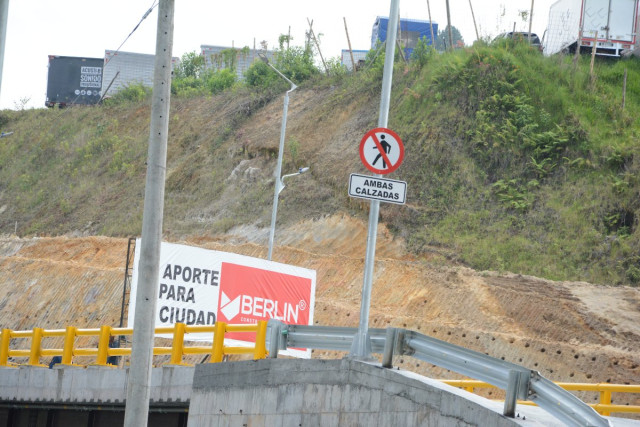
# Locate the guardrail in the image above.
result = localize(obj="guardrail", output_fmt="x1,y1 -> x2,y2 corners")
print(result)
0,321 -> 268,367
265,321 -> 614,427
441,380 -> 640,417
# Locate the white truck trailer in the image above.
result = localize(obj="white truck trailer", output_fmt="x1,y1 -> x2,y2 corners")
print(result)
545,0 -> 639,57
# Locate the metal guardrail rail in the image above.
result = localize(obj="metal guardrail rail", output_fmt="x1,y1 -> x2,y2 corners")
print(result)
266,321 -> 613,427
441,380 -> 640,417
0,321 -> 268,367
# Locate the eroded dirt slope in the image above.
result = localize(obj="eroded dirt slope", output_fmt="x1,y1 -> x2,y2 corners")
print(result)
0,216 -> 639,408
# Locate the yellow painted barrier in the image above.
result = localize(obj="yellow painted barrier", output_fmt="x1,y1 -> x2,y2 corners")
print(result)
0,321 -> 269,369
440,379 -> 640,416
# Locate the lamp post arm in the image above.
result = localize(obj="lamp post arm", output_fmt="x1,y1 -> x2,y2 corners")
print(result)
266,62 -> 297,91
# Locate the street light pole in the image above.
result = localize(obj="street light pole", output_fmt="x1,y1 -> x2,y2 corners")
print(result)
261,56 -> 298,261
0,0 -> 9,101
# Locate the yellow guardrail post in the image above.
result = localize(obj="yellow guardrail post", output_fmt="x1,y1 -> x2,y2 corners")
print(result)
211,322 -> 226,363
253,320 -> 268,359
599,389 -> 612,416
169,323 -> 186,365
28,328 -> 45,367
0,329 -> 11,366
61,326 -> 77,365
95,326 -> 112,366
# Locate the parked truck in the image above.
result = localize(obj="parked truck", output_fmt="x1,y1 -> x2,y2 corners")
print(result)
545,0 -> 640,57
371,17 -> 438,57
45,56 -> 103,107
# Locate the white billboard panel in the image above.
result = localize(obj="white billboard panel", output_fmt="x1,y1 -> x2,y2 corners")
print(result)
128,239 -> 316,358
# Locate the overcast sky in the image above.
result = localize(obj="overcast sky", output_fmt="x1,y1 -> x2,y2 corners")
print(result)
0,0 -> 555,110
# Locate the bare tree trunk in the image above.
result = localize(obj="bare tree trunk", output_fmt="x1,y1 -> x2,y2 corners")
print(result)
468,0 -> 480,42
426,0 -> 435,47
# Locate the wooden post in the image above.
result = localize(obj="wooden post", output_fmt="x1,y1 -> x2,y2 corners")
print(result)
426,0 -> 435,47
468,0 -> 480,42
343,17 -> 357,72
396,13 -> 408,63
573,29 -> 582,68
590,30 -> 598,83
307,18 -> 329,75
622,68 -> 627,109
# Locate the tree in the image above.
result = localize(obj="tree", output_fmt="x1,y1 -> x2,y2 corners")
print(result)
435,25 -> 464,51
175,51 -> 205,79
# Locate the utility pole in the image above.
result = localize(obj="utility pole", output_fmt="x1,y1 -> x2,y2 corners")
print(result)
0,0 -> 9,101
123,1 -> 174,426
446,0 -> 453,51
528,0 -> 535,44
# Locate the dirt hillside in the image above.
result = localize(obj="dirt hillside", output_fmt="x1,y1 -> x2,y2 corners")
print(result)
0,215 -> 638,409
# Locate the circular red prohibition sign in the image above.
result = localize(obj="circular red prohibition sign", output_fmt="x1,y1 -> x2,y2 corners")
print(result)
359,127 -> 404,175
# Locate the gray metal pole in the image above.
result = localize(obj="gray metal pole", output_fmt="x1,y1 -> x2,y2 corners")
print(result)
267,69 -> 296,261
350,0 -> 399,359
123,1 -> 174,426
0,0 -> 9,101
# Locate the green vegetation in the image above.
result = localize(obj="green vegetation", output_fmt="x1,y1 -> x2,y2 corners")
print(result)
1,39 -> 640,287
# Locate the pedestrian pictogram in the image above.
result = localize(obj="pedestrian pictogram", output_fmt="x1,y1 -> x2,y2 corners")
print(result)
359,128 -> 404,174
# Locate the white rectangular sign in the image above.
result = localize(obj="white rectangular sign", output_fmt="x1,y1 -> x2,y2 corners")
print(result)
128,239 -> 316,358
348,173 -> 406,204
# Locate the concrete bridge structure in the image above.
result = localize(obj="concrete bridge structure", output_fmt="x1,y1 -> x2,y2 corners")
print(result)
2,358 -> 638,427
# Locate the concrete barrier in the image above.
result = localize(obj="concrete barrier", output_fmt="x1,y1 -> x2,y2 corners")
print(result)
188,358 -> 563,426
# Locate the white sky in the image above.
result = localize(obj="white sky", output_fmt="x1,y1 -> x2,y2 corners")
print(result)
0,0 -> 555,110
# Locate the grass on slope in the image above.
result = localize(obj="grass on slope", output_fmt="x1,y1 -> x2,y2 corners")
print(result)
1,41 -> 640,286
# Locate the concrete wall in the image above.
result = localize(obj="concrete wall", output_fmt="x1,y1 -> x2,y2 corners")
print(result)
200,45 -> 275,81
0,365 -> 193,407
188,358 -> 525,427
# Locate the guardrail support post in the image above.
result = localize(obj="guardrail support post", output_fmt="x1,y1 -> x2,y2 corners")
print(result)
211,322 -> 226,363
169,323 -> 186,365
0,329 -> 11,366
266,320 -> 284,359
382,327 -> 398,368
28,328 -> 44,366
95,326 -> 112,366
61,326 -> 76,365
504,370 -> 521,417
254,321 -> 268,359
599,390 -> 612,416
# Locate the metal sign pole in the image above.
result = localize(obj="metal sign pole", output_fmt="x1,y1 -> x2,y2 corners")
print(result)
350,0 -> 399,359
123,1 -> 174,426
0,0 -> 9,101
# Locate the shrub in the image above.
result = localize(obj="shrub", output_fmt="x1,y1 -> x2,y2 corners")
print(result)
103,83 -> 150,104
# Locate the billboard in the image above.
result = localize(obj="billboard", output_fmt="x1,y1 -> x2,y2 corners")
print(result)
46,56 -> 103,107
128,239 -> 316,358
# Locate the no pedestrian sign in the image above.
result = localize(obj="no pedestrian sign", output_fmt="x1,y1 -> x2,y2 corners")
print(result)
349,173 -> 406,205
359,127 -> 404,174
